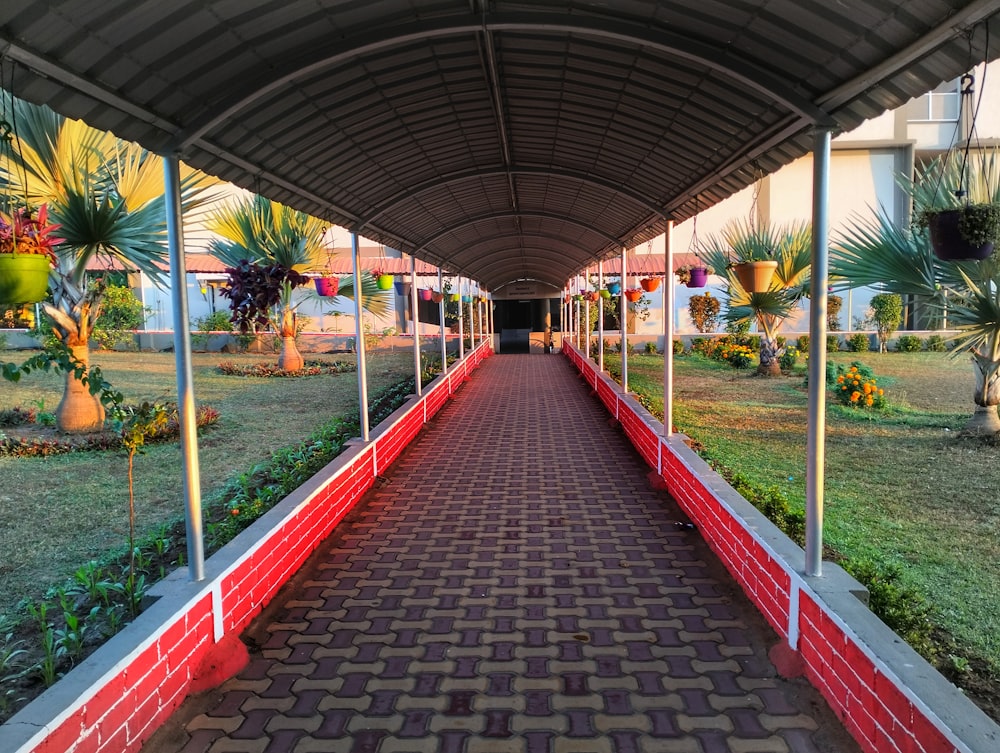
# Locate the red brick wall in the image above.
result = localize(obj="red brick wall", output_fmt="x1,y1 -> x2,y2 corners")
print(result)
8,344 -> 492,753
563,344 -> 973,753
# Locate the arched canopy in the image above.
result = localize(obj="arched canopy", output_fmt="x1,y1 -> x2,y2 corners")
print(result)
2,1 -> 998,289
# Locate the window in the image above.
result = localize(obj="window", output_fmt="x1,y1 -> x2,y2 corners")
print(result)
906,79 -> 960,122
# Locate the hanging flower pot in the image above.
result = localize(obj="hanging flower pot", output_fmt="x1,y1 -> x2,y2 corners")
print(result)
686,267 -> 709,288
607,281 -> 621,295
0,254 -> 51,305
640,276 -> 661,292
431,291 -> 445,303
926,208 -> 997,261
394,280 -> 406,294
599,289 -> 611,299
419,287 -> 433,301
314,276 -> 339,297
376,273 -> 394,290
733,260 -> 778,293
450,292 -> 461,302
462,294 -> 473,303
624,288 -> 643,303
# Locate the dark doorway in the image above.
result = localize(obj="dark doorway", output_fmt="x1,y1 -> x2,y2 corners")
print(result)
495,298 -> 560,353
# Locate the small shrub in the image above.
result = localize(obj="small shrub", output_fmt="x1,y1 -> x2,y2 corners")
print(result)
831,363 -> 886,410
827,334 -> 841,352
672,339 -> 684,355
779,347 -> 800,371
896,334 -> 923,352
644,341 -> 658,354
847,332 -> 870,352
91,284 -> 149,351
827,294 -> 843,331
925,334 -> 947,352
719,343 -> 754,369
796,334 -> 810,352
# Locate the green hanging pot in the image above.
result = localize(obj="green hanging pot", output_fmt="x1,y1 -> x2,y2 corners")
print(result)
0,254 -> 51,305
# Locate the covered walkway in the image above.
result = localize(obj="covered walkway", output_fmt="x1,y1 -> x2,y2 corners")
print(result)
144,354 -> 859,753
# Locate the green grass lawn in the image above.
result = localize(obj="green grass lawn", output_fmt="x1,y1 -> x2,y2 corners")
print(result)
619,350 -> 1000,685
0,348 -> 416,618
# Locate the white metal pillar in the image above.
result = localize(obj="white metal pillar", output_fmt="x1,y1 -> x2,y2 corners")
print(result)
621,246 -> 629,393
806,128 -> 833,577
351,232 -> 370,442
584,267 -> 591,360
438,268 -> 447,373
458,276 -> 465,359
163,154 -> 204,582
598,261 -> 605,372
410,256 -> 422,396
467,291 -> 475,350
664,220 -> 674,436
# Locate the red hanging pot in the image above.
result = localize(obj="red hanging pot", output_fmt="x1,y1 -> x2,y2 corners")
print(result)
419,287 -> 433,301
314,276 -> 339,296
640,277 -> 661,292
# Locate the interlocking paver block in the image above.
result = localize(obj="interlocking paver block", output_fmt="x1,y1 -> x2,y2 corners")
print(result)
141,356 -> 861,753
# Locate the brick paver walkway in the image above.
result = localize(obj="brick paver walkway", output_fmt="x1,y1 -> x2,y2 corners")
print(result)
144,354 -> 860,753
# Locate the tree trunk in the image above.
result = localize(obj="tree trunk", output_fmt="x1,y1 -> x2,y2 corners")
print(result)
277,308 -> 303,371
963,354 -> 1000,435
56,345 -> 106,433
757,334 -> 782,377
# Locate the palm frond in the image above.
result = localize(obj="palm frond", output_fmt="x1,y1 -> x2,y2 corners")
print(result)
338,273 -> 392,318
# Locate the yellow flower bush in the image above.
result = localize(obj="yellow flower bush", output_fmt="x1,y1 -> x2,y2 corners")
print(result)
833,364 -> 887,409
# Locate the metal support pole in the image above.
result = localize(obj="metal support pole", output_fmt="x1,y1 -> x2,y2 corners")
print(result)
163,154 -> 204,582
806,128 -> 833,577
598,261 -> 605,371
584,267 -> 591,361
664,220 -> 674,437
621,246 -> 629,393
458,276 -> 465,359
351,233 -> 370,442
411,256 -> 422,396
438,267 -> 447,373
467,293 -> 475,350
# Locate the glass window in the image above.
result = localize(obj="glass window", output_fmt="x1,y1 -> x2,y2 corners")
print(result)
906,79 -> 960,122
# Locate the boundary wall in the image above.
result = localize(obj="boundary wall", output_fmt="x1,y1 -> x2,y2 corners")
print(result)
562,342 -> 999,753
0,344 -> 492,753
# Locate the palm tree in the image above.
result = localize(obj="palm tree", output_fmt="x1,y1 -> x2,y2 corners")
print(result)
207,194 -> 390,370
0,95 -> 221,432
832,208 -> 1000,435
699,220 -> 813,375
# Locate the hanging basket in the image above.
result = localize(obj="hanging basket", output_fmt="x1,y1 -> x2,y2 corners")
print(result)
431,291 -> 445,303
419,287 -> 433,301
0,254 -> 51,305
450,292 -> 461,302
640,276 -> 661,292
599,289 -> 611,299
624,289 -> 643,303
733,260 -> 778,293
927,209 -> 996,261
314,276 -> 339,297
607,281 -> 621,295
393,280 -> 406,294
462,294 -> 473,303
686,267 -> 709,288
376,274 -> 394,290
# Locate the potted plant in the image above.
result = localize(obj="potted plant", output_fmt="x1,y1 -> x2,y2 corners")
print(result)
606,280 -> 621,296
674,264 -> 708,288
0,205 -> 59,305
450,292 -> 461,302
640,275 -> 661,292
599,288 -> 611,299
624,287 -> 643,302
314,275 -> 339,296
698,219 -> 781,293
903,142 -> 1000,262
431,290 -> 445,303
419,287 -> 433,301
371,270 -> 394,290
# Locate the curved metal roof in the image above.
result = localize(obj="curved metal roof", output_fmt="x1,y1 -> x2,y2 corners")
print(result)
2,1 -> 999,291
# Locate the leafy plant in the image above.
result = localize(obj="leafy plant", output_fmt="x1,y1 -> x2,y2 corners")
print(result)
827,334 -> 841,352
896,334 -> 923,352
827,294 -> 843,331
779,347 -> 800,371
644,341 -> 658,354
847,332 -> 870,352
925,334 -> 948,352
830,363 -> 887,410
90,284 -> 149,351
688,292 -> 720,333
869,293 -> 903,353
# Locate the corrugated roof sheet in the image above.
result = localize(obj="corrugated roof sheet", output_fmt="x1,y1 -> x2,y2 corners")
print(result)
4,1 -> 998,291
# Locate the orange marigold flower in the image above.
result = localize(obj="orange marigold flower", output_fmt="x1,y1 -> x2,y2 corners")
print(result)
850,391 -> 861,402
